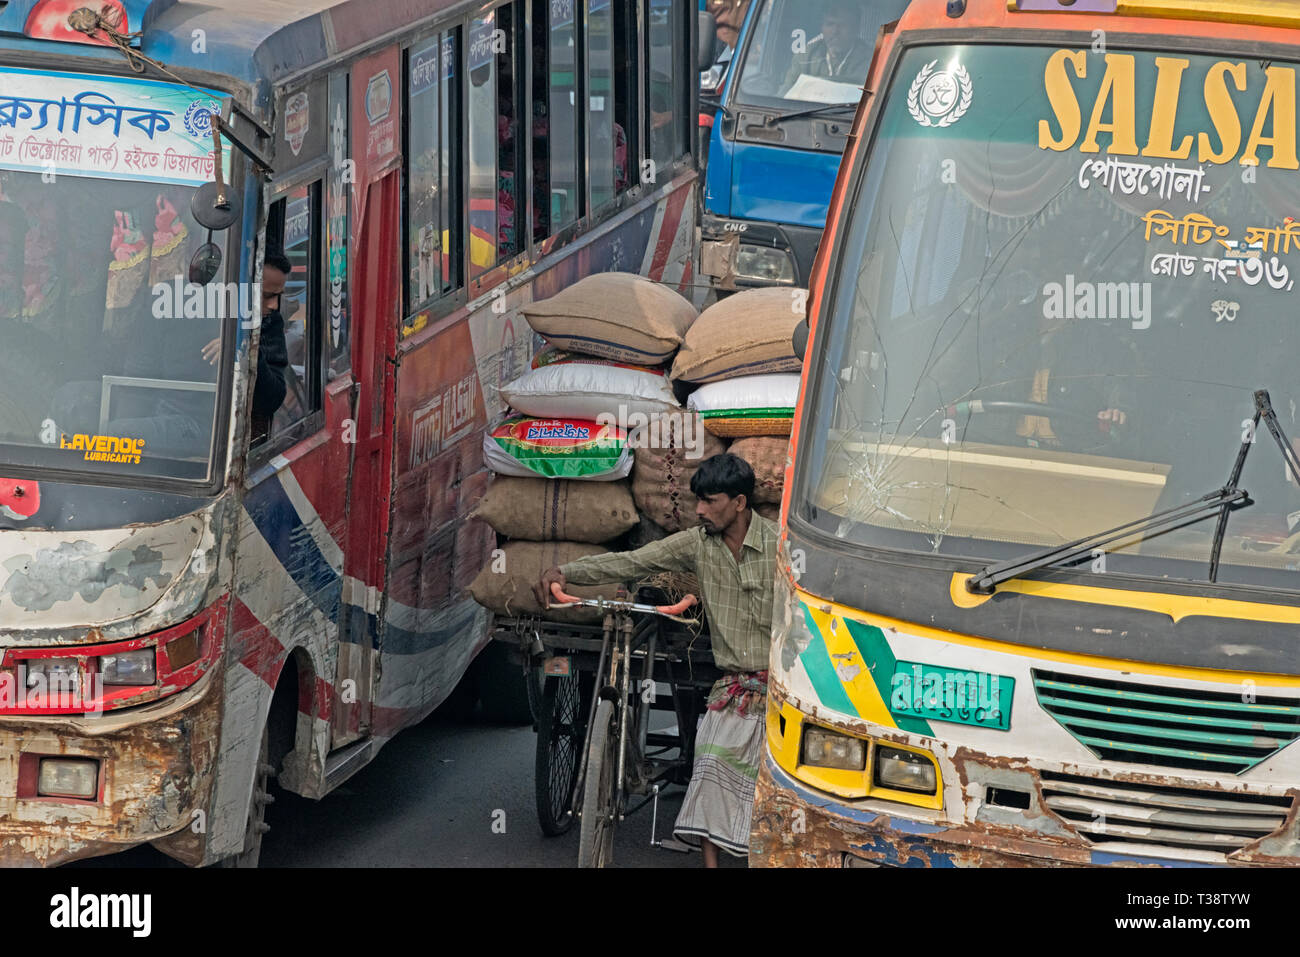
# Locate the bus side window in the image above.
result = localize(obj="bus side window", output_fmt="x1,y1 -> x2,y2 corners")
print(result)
532,0 -> 581,241
468,3 -> 526,279
611,0 -> 640,195
259,183 -> 324,446
406,27 -> 463,312
646,0 -> 682,174
587,0 -> 617,210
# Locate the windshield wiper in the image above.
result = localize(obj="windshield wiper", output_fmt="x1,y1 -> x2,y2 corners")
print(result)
763,102 -> 857,125
1211,389 -> 1300,580
964,487 -> 1250,595
966,389 -> 1300,594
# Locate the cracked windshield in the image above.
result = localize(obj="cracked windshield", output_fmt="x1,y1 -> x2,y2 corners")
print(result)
800,43 -> 1300,588
0,171 -> 223,483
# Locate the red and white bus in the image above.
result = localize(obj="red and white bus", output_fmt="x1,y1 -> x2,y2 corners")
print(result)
0,0 -> 700,866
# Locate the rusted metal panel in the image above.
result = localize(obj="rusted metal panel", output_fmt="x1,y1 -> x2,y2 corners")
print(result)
0,669 -> 222,868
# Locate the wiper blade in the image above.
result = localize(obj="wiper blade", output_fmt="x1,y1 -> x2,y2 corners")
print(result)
764,102 -> 857,125
965,487 -> 1250,595
967,388 -> 1300,594
1209,389 -> 1300,580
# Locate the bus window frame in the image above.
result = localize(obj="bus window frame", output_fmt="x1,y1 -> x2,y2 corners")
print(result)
0,66 -> 246,498
585,0 -> 617,214
643,0 -> 697,186
248,174 -> 328,468
402,25 -> 466,323
406,0 -> 698,308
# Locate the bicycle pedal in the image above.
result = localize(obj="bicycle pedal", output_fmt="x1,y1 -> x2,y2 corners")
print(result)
657,837 -> 695,854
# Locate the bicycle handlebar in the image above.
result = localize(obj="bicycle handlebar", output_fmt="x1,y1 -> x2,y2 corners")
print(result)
549,581 -> 698,619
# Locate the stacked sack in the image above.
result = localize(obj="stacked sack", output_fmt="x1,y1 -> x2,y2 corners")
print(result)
671,287 -> 804,524
470,273 -> 697,621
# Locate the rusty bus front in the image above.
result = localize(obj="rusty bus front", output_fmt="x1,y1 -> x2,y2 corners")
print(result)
753,0 -> 1300,868
0,57 -> 246,862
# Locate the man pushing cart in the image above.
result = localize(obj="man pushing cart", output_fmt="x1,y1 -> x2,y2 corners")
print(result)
537,453 -> 777,867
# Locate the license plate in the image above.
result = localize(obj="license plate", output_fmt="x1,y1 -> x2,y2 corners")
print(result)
543,656 -> 571,677
889,660 -> 1014,731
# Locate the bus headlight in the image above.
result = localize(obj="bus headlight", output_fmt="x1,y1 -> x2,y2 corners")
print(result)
99,650 -> 157,686
38,758 -> 98,799
735,244 -> 796,284
802,725 -> 867,770
24,658 -> 78,689
875,746 -> 938,794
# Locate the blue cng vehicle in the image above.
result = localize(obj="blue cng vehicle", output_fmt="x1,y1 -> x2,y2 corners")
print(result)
700,0 -> 910,290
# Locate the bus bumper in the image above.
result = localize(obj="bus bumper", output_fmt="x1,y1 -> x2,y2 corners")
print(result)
0,669 -> 221,867
750,753 -> 1219,869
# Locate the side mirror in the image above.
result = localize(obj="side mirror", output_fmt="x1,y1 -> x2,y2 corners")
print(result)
188,241 -> 223,285
698,11 -> 718,73
191,181 -> 240,231
792,319 -> 809,361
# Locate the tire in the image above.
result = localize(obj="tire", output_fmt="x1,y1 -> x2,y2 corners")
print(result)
534,672 -> 587,837
525,664 -> 546,727
435,662 -> 480,723
578,698 -> 618,868
476,640 -> 535,724
216,724 -> 272,868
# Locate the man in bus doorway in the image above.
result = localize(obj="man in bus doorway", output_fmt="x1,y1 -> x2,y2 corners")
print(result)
203,248 -> 290,444
536,453 -> 777,866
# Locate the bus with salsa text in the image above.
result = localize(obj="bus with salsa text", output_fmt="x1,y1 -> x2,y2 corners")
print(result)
753,0 -> 1300,867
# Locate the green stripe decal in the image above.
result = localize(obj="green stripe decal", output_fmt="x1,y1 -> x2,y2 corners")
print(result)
798,605 -> 859,718
843,617 -> 933,736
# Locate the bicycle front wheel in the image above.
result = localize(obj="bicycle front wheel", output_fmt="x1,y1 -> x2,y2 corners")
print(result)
578,698 -> 618,868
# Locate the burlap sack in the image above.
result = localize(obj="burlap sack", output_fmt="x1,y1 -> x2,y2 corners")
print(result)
631,422 -> 728,532
471,477 -> 637,543
729,435 -> 789,505
522,272 -> 697,365
468,541 -> 620,624
671,287 -> 804,383
754,502 -> 781,523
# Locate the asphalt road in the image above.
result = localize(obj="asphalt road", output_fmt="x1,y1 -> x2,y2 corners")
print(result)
70,709 -> 742,869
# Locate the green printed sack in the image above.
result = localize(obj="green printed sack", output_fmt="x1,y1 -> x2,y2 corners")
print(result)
483,416 -> 633,481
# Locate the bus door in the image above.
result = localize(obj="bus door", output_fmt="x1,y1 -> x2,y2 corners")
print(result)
335,49 -> 403,748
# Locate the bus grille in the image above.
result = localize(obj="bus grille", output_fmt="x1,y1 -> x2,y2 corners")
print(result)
1039,770 -> 1294,853
1031,669 -> 1300,774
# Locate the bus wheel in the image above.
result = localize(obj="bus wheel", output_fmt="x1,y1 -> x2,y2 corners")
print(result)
217,724 -> 273,868
476,641 -> 535,725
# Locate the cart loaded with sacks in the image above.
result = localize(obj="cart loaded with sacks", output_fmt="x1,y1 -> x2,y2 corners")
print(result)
492,577 -> 720,867
468,274 -> 806,864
